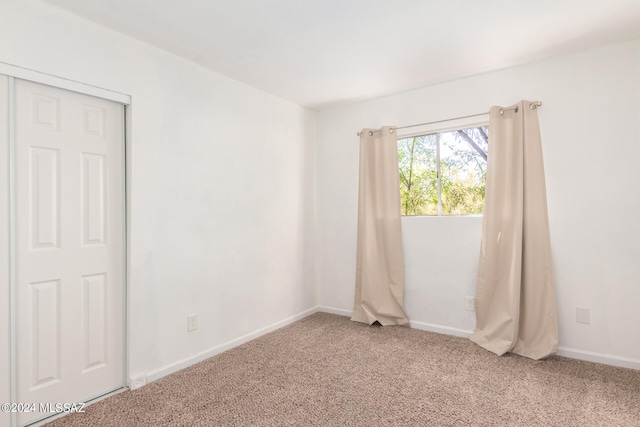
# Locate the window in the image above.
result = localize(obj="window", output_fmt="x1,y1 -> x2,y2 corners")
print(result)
398,125 -> 488,216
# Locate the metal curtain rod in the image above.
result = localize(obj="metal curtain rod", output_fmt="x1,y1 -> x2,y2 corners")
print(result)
356,101 -> 543,136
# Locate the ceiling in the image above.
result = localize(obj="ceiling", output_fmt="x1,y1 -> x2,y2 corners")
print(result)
42,0 -> 640,111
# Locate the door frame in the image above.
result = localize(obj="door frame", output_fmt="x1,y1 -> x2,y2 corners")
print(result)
0,62 -> 131,427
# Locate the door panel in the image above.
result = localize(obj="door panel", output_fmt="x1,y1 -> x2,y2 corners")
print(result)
14,79 -> 124,426
29,146 -> 61,250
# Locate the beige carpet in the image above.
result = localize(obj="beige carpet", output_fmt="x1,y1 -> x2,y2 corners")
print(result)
47,313 -> 640,426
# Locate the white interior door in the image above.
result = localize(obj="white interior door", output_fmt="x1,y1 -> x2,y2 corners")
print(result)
13,79 -> 125,426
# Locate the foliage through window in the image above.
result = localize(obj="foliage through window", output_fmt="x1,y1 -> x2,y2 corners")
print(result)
398,126 -> 488,216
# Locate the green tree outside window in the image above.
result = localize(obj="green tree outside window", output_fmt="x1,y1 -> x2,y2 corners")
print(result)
398,126 -> 488,216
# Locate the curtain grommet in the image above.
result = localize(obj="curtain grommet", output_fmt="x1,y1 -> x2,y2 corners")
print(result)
389,128 -> 394,134
368,131 -> 373,136
529,103 -> 537,110
499,109 -> 504,115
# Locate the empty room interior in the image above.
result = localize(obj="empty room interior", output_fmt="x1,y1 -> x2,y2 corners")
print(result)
0,0 -> 639,426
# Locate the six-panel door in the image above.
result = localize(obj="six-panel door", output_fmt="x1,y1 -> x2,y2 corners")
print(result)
14,79 -> 124,426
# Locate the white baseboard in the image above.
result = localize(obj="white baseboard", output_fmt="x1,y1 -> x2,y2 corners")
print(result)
132,306 -> 639,388
317,306 -> 474,338
137,306 -> 320,386
409,320 -> 473,338
557,347 -> 640,371
316,306 -> 639,370
317,306 -> 352,317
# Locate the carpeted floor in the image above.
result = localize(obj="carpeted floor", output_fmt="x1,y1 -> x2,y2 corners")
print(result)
47,313 -> 640,426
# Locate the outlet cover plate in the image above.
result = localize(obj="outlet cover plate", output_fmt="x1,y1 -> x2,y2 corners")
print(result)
576,307 -> 590,324
465,296 -> 476,311
187,313 -> 198,332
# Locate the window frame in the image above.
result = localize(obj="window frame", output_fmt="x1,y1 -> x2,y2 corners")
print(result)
397,119 -> 489,217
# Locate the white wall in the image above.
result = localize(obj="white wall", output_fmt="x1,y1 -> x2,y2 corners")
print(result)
317,39 -> 640,365
0,0 -> 317,386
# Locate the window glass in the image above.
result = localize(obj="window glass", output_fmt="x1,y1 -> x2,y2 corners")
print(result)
398,126 -> 488,216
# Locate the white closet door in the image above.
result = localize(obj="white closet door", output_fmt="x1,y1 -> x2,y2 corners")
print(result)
14,79 -> 124,426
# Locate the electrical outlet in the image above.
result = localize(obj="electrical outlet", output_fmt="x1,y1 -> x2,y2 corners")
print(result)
129,374 -> 147,390
576,307 -> 590,324
187,313 -> 198,332
465,296 -> 476,311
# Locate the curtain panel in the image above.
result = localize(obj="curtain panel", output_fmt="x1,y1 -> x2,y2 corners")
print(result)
352,127 -> 409,326
470,101 -> 558,360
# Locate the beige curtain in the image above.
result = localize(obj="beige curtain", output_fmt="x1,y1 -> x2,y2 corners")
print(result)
351,127 -> 409,326
470,101 -> 558,360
